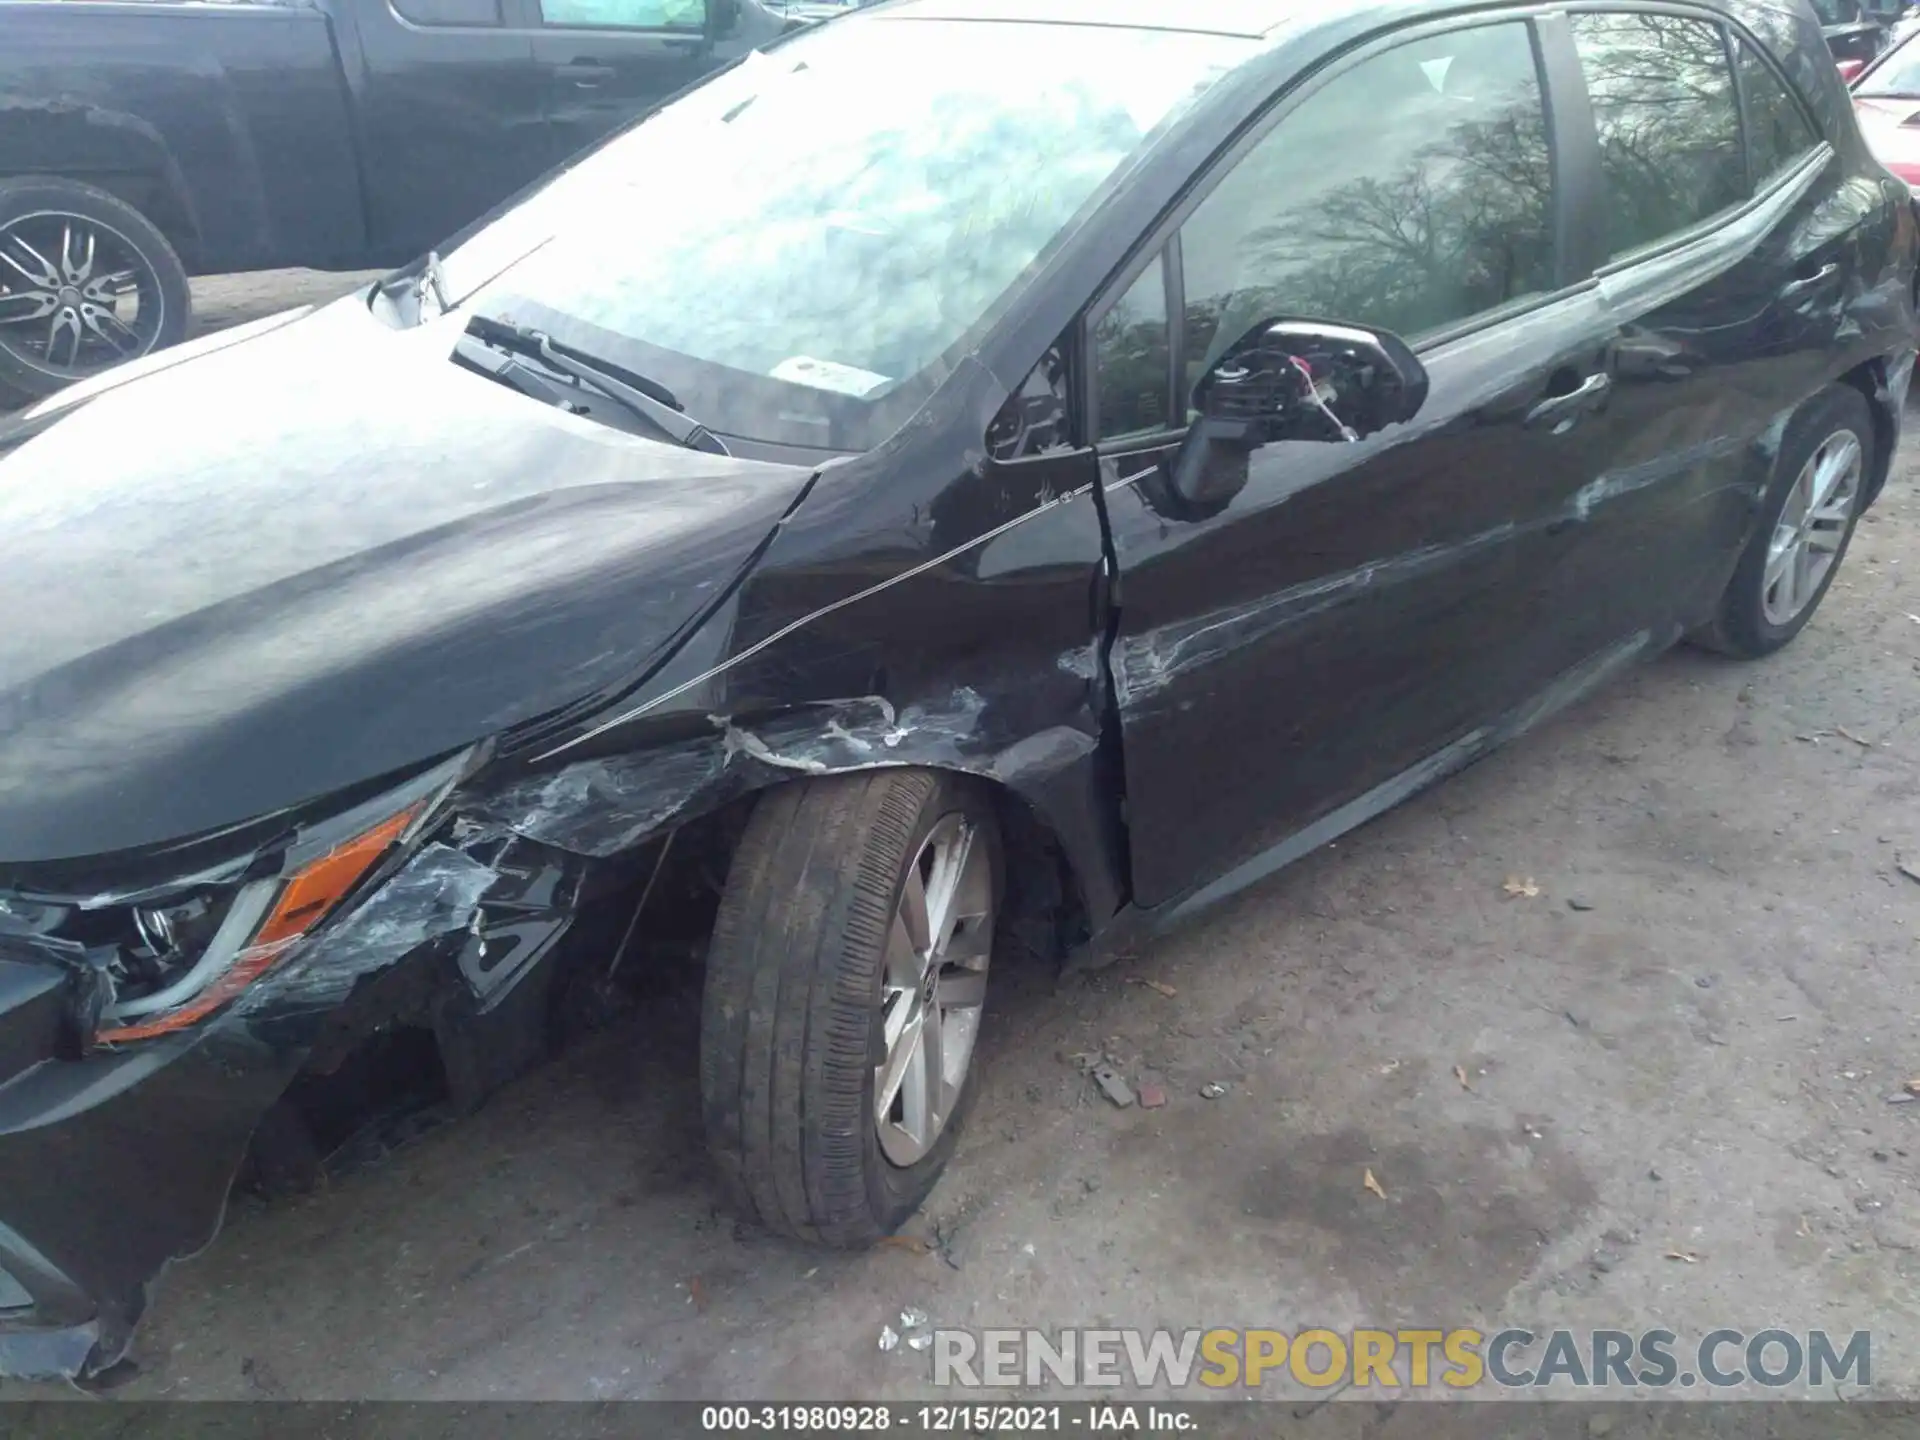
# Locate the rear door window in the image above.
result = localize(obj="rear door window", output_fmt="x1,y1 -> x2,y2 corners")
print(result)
1570,12 -> 1745,261
393,0 -> 503,24
537,0 -> 704,28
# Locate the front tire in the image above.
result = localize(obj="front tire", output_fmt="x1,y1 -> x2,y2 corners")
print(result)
701,770 -> 1000,1245
0,176 -> 192,406
1692,385 -> 1873,659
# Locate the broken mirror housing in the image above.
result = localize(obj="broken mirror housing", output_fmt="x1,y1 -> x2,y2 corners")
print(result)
1171,317 -> 1430,509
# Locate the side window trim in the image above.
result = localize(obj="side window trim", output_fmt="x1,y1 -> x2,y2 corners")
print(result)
1729,21 -> 1758,197
1590,137 -> 1831,280
1163,231 -> 1188,430
1594,139 -> 1830,301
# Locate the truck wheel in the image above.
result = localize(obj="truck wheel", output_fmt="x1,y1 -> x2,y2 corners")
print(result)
702,770 -> 1000,1245
1690,385 -> 1872,659
0,176 -> 191,407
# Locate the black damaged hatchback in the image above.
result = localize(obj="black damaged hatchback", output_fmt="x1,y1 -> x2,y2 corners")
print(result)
0,0 -> 1913,1381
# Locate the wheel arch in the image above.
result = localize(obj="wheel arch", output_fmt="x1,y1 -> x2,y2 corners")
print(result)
0,104 -> 203,267
1835,354 -> 1901,509
458,701 -> 1130,969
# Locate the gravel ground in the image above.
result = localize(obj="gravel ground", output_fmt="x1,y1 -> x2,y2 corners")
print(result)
7,269 -> 1920,1409
190,268 -> 387,336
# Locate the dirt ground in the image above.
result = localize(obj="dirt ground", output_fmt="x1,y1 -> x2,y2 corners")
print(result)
12,269 -> 1920,1405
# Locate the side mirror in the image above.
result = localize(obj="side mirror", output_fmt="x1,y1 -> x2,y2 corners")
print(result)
1169,318 -> 1429,509
1838,57 -> 1868,83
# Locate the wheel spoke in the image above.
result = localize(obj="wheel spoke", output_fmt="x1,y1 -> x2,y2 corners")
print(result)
0,236 -> 58,289
884,909 -> 922,993
1764,530 -> 1797,588
81,305 -> 137,356
1807,499 -> 1854,528
1805,525 -> 1845,554
874,1004 -> 924,1121
1766,536 -> 1801,617
1790,545 -> 1816,615
895,1020 -> 933,1145
916,987 -> 945,1132
1783,468 -> 1812,529
59,222 -> 95,286
46,307 -> 83,369
946,848 -> 993,956
880,982 -> 915,1051
0,288 -> 57,324
921,824 -> 973,956
82,268 -> 137,303
897,864 -> 931,958
1806,444 -> 1838,513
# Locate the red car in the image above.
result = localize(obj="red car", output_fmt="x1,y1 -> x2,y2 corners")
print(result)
1851,24 -> 1920,185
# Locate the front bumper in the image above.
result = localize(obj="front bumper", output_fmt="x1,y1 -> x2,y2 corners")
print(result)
0,822 -> 589,1380
0,961 -> 304,1380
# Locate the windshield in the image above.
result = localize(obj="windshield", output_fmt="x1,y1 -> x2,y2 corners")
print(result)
1859,34 -> 1920,94
450,17 -> 1246,450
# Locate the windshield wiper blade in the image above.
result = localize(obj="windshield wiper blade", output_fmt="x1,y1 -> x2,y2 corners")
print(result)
466,316 -> 729,455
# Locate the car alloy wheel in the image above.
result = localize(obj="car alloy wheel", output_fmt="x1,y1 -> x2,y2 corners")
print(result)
702,769 -> 1001,1244
0,212 -> 168,382
873,812 -> 994,1167
1760,429 -> 1862,627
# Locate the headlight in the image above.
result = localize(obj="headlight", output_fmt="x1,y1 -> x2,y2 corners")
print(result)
94,804 -> 422,1043
0,751 -> 477,1047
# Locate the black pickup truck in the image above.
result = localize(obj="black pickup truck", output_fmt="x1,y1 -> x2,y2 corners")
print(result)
0,0 -> 809,403
1818,0 -> 1906,64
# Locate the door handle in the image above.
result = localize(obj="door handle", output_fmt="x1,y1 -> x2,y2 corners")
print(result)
1525,372 -> 1611,432
553,61 -> 616,88
1780,262 -> 1839,298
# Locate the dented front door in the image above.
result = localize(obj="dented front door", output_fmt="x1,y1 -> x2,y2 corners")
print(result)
1088,15 -> 1628,910
1098,290 -> 1625,911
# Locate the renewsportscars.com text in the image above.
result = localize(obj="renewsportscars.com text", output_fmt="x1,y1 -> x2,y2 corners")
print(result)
930,1327 -> 1871,1391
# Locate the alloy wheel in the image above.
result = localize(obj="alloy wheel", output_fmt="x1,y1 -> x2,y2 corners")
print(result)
875,813 -> 994,1167
1761,429 -> 1862,628
0,212 -> 165,382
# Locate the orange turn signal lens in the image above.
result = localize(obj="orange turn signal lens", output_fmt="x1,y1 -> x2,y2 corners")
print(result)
95,805 -> 419,1044
249,806 -> 418,951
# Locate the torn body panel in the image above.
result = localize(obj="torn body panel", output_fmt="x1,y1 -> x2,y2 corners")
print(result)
518,352 -> 1131,930
0,409 -> 1122,1383
1072,625 -> 1675,975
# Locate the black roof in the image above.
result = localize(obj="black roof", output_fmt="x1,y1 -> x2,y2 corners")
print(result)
873,0 -> 1298,38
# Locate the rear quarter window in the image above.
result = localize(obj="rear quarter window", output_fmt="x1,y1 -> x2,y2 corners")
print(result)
1737,39 -> 1821,188
1570,11 -> 1745,260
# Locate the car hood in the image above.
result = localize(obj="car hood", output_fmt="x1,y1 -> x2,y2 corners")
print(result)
0,298 -> 814,864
